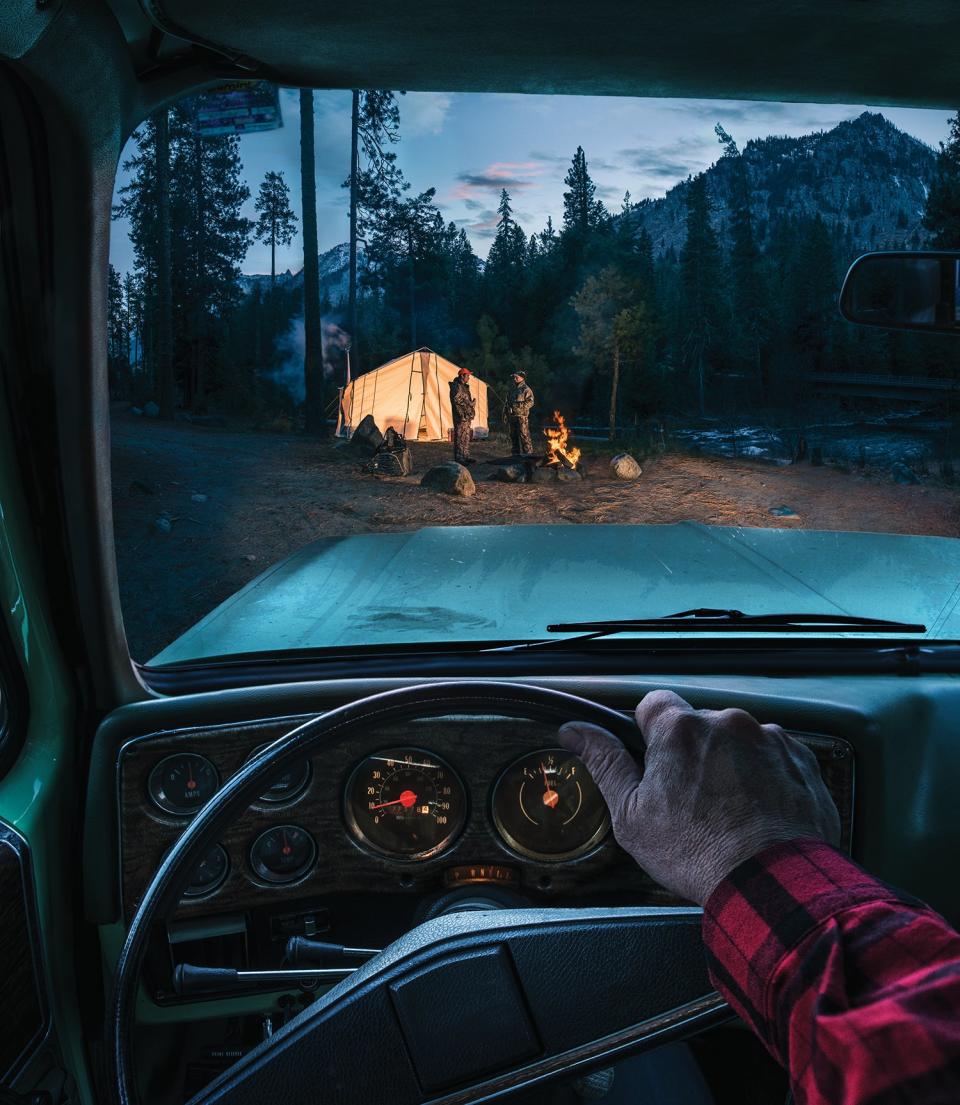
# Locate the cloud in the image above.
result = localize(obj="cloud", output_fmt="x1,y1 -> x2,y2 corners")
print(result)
463,198 -> 484,211
465,209 -> 501,238
402,92 -> 454,136
452,160 -> 547,203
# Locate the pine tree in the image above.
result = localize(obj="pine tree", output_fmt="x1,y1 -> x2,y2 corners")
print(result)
923,111 -> 960,247
679,173 -> 722,414
115,101 -> 251,413
254,170 -> 298,291
345,90 -> 403,369
563,146 -> 606,236
716,124 -> 767,390
483,190 -> 527,335
300,89 -> 325,435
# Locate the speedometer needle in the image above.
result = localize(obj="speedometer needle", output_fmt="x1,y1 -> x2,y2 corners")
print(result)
370,789 -> 418,810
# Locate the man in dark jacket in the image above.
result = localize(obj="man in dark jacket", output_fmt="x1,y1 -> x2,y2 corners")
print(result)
505,369 -> 535,456
449,366 -> 476,465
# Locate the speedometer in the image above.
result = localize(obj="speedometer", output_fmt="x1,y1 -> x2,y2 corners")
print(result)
491,748 -> 610,861
344,748 -> 467,860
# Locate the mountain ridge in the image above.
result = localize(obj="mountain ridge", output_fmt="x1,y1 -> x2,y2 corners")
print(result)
623,111 -> 937,256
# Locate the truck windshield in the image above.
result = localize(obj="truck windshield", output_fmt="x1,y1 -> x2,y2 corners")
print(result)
107,90 -> 960,663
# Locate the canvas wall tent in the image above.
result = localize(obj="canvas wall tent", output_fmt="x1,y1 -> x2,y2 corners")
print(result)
336,348 -> 489,441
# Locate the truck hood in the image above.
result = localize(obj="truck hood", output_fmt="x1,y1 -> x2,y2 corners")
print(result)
150,523 -> 960,663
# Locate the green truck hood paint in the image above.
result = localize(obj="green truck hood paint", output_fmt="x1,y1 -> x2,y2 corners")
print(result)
150,523 -> 960,663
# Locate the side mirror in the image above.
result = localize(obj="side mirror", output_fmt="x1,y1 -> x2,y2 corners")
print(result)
839,251 -> 960,335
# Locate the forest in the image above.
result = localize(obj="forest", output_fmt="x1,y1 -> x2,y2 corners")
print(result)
108,90 -> 960,438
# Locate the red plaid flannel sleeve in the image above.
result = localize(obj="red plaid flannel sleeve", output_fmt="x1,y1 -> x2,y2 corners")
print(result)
702,838 -> 960,1104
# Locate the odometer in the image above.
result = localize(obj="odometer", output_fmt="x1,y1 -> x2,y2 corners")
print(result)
345,748 -> 467,860
491,748 -> 610,861
147,753 -> 219,816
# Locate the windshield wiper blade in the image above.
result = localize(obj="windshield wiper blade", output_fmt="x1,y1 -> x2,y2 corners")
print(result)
481,608 -> 927,651
545,608 -> 926,637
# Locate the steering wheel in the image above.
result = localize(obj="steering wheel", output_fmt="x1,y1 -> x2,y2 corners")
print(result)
110,682 -> 729,1105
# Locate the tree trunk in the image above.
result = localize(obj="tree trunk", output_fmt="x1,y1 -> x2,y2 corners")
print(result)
156,109 -> 175,419
349,89 -> 360,374
609,337 -> 620,441
408,226 -> 417,349
697,347 -> 705,416
300,89 -> 325,435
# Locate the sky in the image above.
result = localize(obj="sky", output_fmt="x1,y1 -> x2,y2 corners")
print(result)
109,90 -> 955,276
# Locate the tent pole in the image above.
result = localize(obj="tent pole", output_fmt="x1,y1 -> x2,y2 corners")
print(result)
401,350 -> 415,439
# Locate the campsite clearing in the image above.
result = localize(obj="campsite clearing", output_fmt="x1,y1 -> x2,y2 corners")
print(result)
111,407 -> 960,659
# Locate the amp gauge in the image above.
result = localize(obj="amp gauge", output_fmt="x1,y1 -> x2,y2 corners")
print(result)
147,753 -> 219,816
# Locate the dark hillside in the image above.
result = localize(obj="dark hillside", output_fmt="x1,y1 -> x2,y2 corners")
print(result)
625,112 -> 936,257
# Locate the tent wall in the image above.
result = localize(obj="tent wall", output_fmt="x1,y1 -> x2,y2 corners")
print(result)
337,349 -> 489,441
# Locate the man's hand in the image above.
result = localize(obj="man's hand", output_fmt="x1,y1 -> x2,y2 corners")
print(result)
558,690 -> 841,905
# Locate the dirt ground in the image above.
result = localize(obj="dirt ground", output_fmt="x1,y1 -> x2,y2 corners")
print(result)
111,408 -> 960,660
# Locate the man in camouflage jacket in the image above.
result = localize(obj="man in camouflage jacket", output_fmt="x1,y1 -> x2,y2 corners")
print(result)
505,370 -> 535,456
449,367 -> 476,465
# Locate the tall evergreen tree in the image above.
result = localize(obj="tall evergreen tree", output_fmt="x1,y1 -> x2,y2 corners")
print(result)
115,101 -> 250,412
300,88 -> 325,435
562,146 -> 606,236
484,190 -> 527,334
254,170 -> 298,290
923,111 -> 960,247
716,124 -> 767,389
679,173 -> 722,414
345,90 -> 403,369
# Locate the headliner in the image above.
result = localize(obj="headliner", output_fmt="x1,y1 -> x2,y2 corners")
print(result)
123,0 -> 960,109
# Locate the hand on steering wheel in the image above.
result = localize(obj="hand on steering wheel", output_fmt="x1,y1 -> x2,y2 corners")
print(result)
559,690 -> 840,904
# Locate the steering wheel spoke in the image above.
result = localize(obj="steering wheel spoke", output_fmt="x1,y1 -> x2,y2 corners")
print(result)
195,906 -> 725,1104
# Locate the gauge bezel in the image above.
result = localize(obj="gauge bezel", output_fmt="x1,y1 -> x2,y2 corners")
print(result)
146,752 -> 220,817
246,743 -> 312,806
180,843 -> 230,901
343,747 -> 468,862
248,824 -> 317,886
490,747 -> 612,863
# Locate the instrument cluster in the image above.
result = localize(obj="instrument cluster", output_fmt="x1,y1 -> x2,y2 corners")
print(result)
144,744 -> 611,897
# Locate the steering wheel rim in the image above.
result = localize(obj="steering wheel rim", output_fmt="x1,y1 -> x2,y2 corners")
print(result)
108,681 -> 674,1105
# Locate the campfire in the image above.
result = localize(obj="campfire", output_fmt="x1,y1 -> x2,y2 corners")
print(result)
543,411 -> 582,469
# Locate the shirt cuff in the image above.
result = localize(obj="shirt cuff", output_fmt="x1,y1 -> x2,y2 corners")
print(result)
701,838 -> 922,1046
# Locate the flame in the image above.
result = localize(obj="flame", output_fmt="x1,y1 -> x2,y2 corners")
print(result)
543,410 -> 581,467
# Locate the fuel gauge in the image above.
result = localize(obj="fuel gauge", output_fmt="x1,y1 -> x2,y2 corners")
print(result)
491,748 -> 610,861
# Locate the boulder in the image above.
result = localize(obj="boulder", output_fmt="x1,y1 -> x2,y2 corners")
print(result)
348,414 -> 384,456
610,453 -> 642,480
557,466 -> 583,482
529,466 -> 558,484
420,462 -> 476,497
143,401 -> 160,418
153,515 -> 172,535
190,493 -> 208,503
489,462 -> 527,483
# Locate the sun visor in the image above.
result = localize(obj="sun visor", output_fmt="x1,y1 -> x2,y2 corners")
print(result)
138,0 -> 960,107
